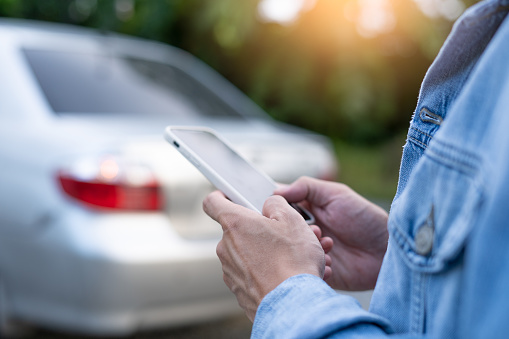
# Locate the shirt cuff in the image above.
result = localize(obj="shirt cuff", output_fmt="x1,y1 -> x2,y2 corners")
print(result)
252,274 -> 393,338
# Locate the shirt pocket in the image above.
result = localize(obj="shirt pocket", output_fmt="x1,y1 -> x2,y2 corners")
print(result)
388,138 -> 484,273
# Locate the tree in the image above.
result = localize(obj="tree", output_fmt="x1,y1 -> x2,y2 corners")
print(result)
0,0 -> 474,143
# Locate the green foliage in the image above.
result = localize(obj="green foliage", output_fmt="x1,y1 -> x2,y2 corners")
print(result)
334,133 -> 406,200
0,0 -> 475,144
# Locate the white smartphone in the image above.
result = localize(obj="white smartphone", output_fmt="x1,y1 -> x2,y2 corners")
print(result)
164,126 -> 315,224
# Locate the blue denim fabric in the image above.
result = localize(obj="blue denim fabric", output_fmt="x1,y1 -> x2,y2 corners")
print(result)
252,0 -> 509,337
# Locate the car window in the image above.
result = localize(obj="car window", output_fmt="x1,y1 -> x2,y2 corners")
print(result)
23,48 -> 245,119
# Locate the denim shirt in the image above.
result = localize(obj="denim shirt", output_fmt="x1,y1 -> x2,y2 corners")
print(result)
252,0 -> 509,337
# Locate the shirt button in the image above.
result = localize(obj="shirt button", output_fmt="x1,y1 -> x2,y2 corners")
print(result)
415,224 -> 434,256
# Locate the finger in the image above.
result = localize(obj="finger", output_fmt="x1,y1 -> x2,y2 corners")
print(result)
203,190 -> 257,230
320,237 -> 334,254
310,225 -> 322,239
273,176 -> 313,202
324,254 -> 332,281
274,176 -> 330,206
222,272 -> 234,291
203,191 -> 233,223
216,239 -> 227,264
262,195 -> 302,224
323,266 -> 332,281
325,253 -> 332,267
275,182 -> 289,190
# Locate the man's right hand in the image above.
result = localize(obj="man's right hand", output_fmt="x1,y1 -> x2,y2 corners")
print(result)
275,177 -> 389,291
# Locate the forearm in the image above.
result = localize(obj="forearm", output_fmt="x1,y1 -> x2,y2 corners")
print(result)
252,274 -> 393,338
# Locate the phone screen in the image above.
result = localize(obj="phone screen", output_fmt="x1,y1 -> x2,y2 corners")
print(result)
171,129 -> 276,212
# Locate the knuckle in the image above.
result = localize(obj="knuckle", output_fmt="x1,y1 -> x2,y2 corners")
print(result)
299,175 -> 312,182
297,175 -> 313,186
202,194 -> 216,216
202,195 -> 210,210
222,272 -> 231,288
217,211 -> 239,230
216,240 -> 226,259
265,194 -> 284,207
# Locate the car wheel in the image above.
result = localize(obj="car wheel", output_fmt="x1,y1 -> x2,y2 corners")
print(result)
0,278 -> 33,338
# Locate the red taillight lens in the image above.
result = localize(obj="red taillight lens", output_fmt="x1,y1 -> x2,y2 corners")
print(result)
59,176 -> 161,210
58,156 -> 163,211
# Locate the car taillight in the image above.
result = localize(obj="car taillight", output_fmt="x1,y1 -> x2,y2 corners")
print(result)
58,156 -> 163,211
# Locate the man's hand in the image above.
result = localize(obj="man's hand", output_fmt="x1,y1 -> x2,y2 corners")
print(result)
275,177 -> 389,291
203,191 -> 326,321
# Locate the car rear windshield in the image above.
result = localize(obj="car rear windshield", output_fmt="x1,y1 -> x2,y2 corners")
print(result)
23,48 -> 244,119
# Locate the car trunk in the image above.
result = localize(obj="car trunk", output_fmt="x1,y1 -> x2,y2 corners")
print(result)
121,135 -> 334,239
54,117 -> 336,239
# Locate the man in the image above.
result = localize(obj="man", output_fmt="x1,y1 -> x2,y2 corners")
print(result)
203,0 -> 509,337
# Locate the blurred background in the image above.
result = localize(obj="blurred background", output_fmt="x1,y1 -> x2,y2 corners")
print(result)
0,0 -> 479,200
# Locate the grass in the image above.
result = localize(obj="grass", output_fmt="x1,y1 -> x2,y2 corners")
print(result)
332,133 -> 406,202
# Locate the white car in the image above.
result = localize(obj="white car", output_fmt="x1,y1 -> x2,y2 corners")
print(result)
0,19 -> 337,336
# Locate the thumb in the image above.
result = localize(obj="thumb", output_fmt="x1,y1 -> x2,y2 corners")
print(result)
274,176 -> 323,204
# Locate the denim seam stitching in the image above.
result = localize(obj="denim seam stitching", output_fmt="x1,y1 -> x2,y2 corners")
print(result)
425,141 -> 482,177
390,164 -> 483,273
408,136 -> 428,150
410,127 -> 434,140
432,139 -> 481,164
424,152 -> 477,178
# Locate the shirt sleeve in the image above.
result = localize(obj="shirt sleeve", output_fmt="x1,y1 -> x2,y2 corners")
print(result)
252,274 -> 394,338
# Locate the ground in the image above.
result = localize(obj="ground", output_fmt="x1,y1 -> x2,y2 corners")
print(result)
27,291 -> 372,339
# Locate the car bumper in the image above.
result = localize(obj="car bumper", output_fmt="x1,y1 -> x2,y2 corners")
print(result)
2,211 -> 239,335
